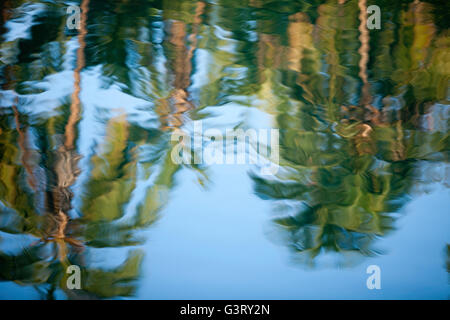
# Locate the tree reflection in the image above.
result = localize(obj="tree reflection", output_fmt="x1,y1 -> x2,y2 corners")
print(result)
0,0 -> 448,296
251,0 -> 448,267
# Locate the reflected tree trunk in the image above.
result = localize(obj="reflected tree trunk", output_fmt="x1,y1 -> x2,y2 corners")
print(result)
158,1 -> 204,131
43,0 -> 90,260
12,97 -> 36,190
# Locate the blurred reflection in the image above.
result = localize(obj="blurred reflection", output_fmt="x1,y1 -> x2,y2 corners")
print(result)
0,0 -> 448,297
0,0 -> 210,299
0,0 -> 147,299
251,0 -> 448,267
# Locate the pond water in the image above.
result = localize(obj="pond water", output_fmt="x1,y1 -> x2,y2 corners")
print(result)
0,0 -> 449,299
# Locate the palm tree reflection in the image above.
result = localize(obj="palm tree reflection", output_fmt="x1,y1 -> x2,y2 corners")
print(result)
0,0 -> 209,299
251,0 -> 448,267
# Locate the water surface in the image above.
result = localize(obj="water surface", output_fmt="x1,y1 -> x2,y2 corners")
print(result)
0,0 -> 449,299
